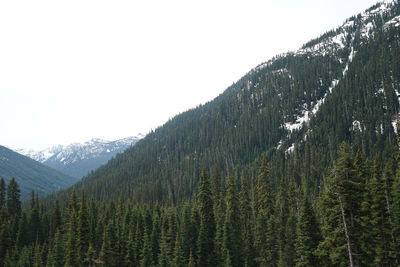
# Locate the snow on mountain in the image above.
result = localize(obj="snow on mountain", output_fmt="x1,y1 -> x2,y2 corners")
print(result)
14,134 -> 144,178
257,0 -> 400,152
13,145 -> 63,163
285,0 -> 399,132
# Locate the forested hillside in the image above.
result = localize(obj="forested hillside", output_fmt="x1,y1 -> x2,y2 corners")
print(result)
0,0 -> 400,266
47,0 -> 400,204
0,146 -> 77,199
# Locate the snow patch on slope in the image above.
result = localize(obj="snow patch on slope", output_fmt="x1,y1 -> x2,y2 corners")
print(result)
384,14 -> 400,28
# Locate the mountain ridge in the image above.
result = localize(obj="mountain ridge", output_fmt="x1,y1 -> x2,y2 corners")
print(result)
0,145 -> 77,199
12,134 -> 144,178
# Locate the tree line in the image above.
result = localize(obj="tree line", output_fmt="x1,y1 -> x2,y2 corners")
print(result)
0,141 -> 399,266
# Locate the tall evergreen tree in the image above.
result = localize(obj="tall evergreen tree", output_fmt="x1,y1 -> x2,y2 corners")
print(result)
140,227 -> 153,267
15,212 -> 28,249
33,243 -> 43,267
197,168 -> 216,267
0,178 -> 5,208
158,228 -> 171,267
188,249 -> 195,267
295,195 -> 321,267
6,178 -> 21,217
78,189 -> 90,266
51,229 -> 65,267
50,200 -> 62,243
100,223 -> 117,267
0,221 -> 11,267
316,143 -> 363,267
29,192 -> 40,244
222,173 -> 243,267
64,210 -> 79,267
239,176 -> 256,267
392,152 -> 400,262
276,177 -> 289,267
254,157 -> 276,266
173,233 -> 185,267
211,165 -> 224,266
368,158 -> 393,266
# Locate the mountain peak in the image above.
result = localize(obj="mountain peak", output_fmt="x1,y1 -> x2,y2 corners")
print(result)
12,134 -> 144,178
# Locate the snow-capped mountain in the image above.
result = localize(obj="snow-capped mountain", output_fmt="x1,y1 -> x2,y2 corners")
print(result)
249,0 -> 400,154
14,134 -> 144,178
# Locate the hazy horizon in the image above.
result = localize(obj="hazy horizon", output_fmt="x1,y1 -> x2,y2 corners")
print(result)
0,0 -> 378,150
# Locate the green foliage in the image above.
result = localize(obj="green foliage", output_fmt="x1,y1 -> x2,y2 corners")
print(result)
78,189 -> 90,266
51,229 -> 65,267
0,178 -> 5,208
7,177 -> 21,217
295,196 -> 321,267
0,146 -> 77,199
64,209 -> 79,267
222,173 -> 243,267
197,169 -> 216,267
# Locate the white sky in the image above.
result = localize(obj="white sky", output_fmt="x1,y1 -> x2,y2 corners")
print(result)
0,0 -> 378,150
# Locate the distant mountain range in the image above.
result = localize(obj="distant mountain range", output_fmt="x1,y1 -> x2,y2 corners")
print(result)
13,135 -> 144,178
0,145 -> 77,199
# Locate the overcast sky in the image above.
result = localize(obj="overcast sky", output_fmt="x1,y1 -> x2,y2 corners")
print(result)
0,0 -> 379,150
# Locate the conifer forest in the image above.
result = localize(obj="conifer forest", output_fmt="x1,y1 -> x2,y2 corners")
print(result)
1,0 -> 400,266
1,141 -> 400,266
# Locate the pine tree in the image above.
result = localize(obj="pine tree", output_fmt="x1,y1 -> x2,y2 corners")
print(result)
29,192 -> 40,244
392,153 -> 400,262
133,220 -> 143,266
15,212 -> 28,249
222,173 -> 243,267
188,249 -> 195,267
316,143 -> 363,267
50,200 -> 62,244
173,233 -> 185,267
211,164 -> 222,202
150,211 -> 161,263
239,176 -> 256,267
282,211 -> 296,267
52,229 -> 65,267
158,228 -> 171,267
33,243 -> 43,267
211,165 -> 224,266
369,157 -> 393,266
100,223 -> 117,267
197,168 -> 216,267
295,195 -> 321,267
140,227 -> 153,267
66,189 -> 78,219
189,206 -> 199,264
125,231 -> 135,267
0,221 -> 11,267
276,177 -> 289,267
180,203 -> 192,264
84,244 -> 97,267
254,157 -> 276,266
78,189 -> 90,266
360,177 -> 375,265
64,210 -> 79,267
6,178 -> 21,217
0,178 -> 5,208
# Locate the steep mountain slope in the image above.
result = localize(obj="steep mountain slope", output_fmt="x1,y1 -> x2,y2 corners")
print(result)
54,0 -> 400,203
0,146 -> 77,199
15,135 -> 143,178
